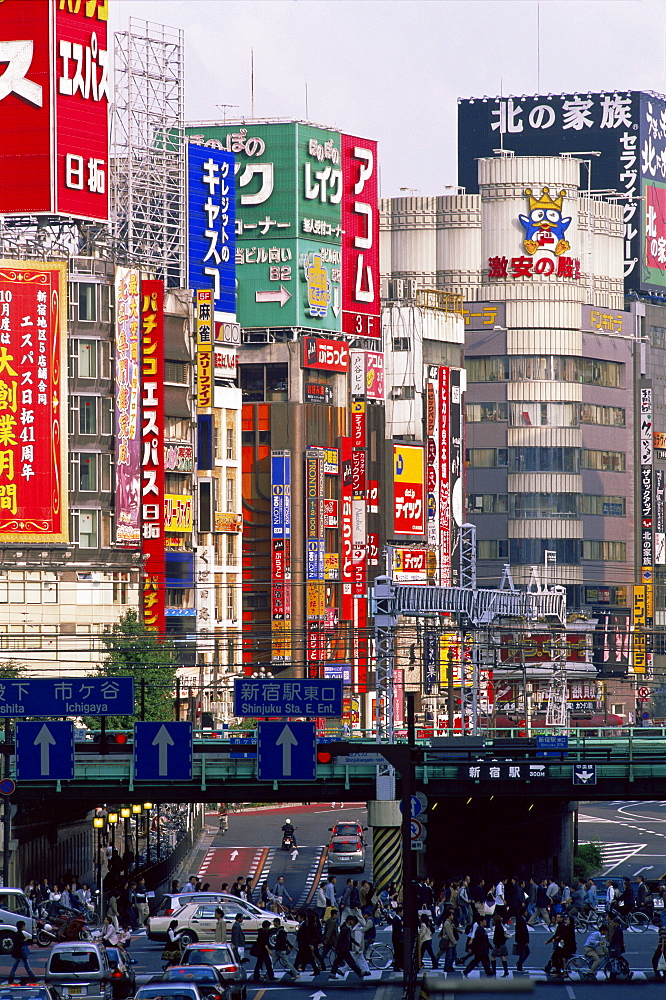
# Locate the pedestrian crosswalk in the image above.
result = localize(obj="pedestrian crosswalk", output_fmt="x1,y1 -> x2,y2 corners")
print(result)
592,840 -> 648,873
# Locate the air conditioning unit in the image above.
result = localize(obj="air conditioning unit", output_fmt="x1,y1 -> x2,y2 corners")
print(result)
387,278 -> 418,301
242,330 -> 275,344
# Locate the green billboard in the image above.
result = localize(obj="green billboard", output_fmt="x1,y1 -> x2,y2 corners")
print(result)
186,122 -> 342,331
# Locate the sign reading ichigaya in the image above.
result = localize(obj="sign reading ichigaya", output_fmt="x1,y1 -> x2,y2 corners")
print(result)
0,0 -> 110,222
0,261 -> 67,541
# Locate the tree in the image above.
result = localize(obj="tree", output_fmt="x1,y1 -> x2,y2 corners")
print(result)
86,609 -> 177,729
573,841 -> 603,880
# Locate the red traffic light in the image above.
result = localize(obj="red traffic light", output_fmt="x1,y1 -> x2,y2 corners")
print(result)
114,733 -> 128,745
317,750 -> 332,764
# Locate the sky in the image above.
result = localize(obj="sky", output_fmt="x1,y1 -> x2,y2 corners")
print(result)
110,0 -> 666,197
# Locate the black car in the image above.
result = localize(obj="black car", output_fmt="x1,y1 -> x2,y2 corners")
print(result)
157,965 -> 230,1000
105,944 -> 136,999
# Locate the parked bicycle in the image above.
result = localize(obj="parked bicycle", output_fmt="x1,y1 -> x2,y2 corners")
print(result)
566,951 -> 632,981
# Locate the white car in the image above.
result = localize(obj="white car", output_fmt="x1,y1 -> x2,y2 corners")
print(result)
147,898 -> 298,945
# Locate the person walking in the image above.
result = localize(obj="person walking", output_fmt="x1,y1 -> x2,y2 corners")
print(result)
324,876 -> 337,916
513,904 -> 530,973
438,908 -> 458,972
161,921 -> 182,968
272,876 -> 293,914
391,905 -> 404,972
314,883 -> 327,919
135,878 -> 149,927
544,913 -> 566,978
651,916 -> 666,980
295,913 -> 322,974
214,908 -> 227,943
252,920 -> 276,982
271,919 -> 300,979
7,922 -> 35,981
321,908 -> 339,964
418,914 -> 438,969
527,879 -> 550,926
329,915 -> 368,979
231,914 -> 245,960
463,915 -> 493,977
490,914 -> 509,977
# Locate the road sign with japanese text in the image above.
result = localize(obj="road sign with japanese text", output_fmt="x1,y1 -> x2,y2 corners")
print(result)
0,677 -> 133,717
233,677 -> 343,718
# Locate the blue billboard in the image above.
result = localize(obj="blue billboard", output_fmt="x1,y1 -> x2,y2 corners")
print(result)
187,144 -> 236,314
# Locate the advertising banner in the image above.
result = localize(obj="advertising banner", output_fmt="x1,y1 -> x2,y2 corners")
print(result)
0,0 -> 109,221
340,436 -> 354,621
341,135 -> 380,338
305,448 -> 325,628
186,123 -> 342,331
302,337 -> 349,372
449,368 -> 463,587
164,494 -> 194,533
439,367 -> 451,584
0,260 -> 67,541
271,451 -> 291,661
393,444 -> 425,536
165,443 -> 194,473
657,469 -> 665,565
114,266 -> 141,545
424,366 -> 439,570
633,584 -> 647,674
140,280 -> 165,634
187,145 -> 236,315
499,633 -> 587,663
350,350 -> 384,399
196,290 -> 213,409
392,548 -> 428,584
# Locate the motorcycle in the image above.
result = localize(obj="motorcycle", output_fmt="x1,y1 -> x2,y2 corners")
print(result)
281,830 -> 296,851
37,906 -> 91,946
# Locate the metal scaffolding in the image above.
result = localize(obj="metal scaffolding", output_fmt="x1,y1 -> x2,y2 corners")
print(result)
112,19 -> 186,288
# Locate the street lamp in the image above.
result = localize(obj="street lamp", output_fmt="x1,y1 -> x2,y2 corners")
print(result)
92,815 -> 106,920
107,812 -> 118,854
132,804 -> 142,866
144,804 -> 153,865
120,807 -> 131,868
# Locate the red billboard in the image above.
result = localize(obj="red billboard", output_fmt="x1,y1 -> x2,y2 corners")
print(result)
341,135 -> 380,338
0,260 -> 67,541
302,336 -> 349,372
0,0 -> 109,221
140,280 -> 165,634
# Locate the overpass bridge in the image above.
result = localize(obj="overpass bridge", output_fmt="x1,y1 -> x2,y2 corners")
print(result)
6,732 -> 666,803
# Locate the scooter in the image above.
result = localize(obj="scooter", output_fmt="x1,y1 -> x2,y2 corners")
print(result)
281,831 -> 295,851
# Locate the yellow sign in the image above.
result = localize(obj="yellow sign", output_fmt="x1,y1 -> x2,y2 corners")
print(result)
633,584 -> 647,674
196,290 -> 213,409
214,512 -> 242,532
272,620 -> 292,662
324,553 -> 339,580
164,494 -> 194,532
307,581 -> 325,618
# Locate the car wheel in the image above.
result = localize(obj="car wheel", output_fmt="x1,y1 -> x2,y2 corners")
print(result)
0,932 -> 16,954
179,930 -> 197,948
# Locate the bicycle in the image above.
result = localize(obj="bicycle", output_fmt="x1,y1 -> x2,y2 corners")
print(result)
610,907 -> 651,933
365,941 -> 393,970
572,909 -> 602,932
566,951 -> 632,982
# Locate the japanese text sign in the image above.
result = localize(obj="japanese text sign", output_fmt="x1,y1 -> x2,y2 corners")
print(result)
393,444 -> 425,537
140,280 -> 165,634
188,145 -> 236,315
0,676 -> 133,717
0,261 -> 67,541
0,0 -> 109,221
341,135 -> 379,338
196,290 -> 213,409
114,266 -> 141,545
233,677 -> 343,717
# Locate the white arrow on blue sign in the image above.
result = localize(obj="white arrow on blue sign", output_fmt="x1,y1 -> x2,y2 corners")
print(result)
257,721 -> 316,781
573,764 -> 597,786
16,721 -> 74,780
134,722 -> 192,781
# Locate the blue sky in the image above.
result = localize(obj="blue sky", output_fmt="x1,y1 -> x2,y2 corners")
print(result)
111,0 -> 666,196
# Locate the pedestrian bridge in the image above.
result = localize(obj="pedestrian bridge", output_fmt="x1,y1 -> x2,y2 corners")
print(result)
6,731 -> 666,803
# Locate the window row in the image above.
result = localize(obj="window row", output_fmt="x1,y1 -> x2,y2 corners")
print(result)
466,355 -> 623,387
69,509 -> 114,548
240,364 -> 289,402
68,396 -> 113,436
466,493 -> 626,518
466,447 -> 625,472
477,539 -> 625,563
68,282 -> 112,325
68,339 -> 112,381
466,401 -> 625,427
69,453 -> 112,493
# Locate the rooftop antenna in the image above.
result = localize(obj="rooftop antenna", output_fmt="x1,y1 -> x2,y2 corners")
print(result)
251,48 -> 255,117
537,1 -> 541,92
305,80 -> 308,120
215,104 -> 238,124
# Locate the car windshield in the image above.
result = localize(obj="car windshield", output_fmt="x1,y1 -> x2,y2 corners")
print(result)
184,949 -> 231,964
164,969 -> 216,982
137,991 -> 196,1000
334,823 -> 360,836
331,840 -> 359,852
49,951 -> 101,973
0,993 -> 50,1000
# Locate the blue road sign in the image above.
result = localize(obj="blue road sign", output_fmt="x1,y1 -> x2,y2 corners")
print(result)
537,735 -> 568,749
134,722 -> 192,781
0,677 -> 134,717
257,721 -> 316,781
573,763 -> 597,786
0,778 -> 15,795
234,678 -> 343,718
16,722 -> 74,781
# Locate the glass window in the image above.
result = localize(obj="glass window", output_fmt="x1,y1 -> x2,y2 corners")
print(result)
466,402 -> 508,422
580,495 -> 626,516
477,540 -> 509,559
226,426 -> 235,460
43,573 -> 57,603
583,540 -> 627,561
466,449 -> 508,468
509,447 -> 580,473
77,340 -> 97,378
580,404 -> 625,426
393,337 -> 411,351
581,450 -> 626,472
513,493 -> 579,518
226,586 -> 236,620
79,398 -> 97,435
465,493 -> 509,514
79,511 -> 98,548
8,574 -> 24,604
509,402 -> 578,427
510,539 -> 582,565
226,477 -> 235,512
78,284 -> 97,322
466,357 -> 510,382
79,454 -> 97,491
25,572 -> 40,604
240,365 -> 265,402
579,358 -> 622,387
164,361 -> 188,384
226,533 -> 235,564
266,364 -> 288,400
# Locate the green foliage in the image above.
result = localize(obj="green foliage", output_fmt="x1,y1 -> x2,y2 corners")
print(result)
85,609 -> 177,729
0,660 -> 25,678
573,841 -> 603,879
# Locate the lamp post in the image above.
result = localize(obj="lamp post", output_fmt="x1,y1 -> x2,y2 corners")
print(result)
93,816 -> 106,920
120,807 -> 131,865
143,804 -> 153,866
107,812 -> 118,855
132,804 -> 142,865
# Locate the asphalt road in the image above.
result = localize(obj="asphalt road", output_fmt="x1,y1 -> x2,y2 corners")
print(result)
578,799 -> 666,879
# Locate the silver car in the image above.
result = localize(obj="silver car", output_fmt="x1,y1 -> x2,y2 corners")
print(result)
327,834 -> 365,872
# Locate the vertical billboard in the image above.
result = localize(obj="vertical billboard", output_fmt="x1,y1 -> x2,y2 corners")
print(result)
187,145 -> 236,315
340,436 -> 354,622
114,267 -> 140,545
641,93 -> 666,292
393,444 -> 425,537
140,280 -> 165,634
457,92 -> 641,292
0,260 -> 67,541
341,135 -> 380,338
271,450 -> 291,662
0,0 -> 109,221
186,123 -> 342,331
195,290 -> 213,409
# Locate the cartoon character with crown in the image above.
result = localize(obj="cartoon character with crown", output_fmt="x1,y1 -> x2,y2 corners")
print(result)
519,187 -> 571,256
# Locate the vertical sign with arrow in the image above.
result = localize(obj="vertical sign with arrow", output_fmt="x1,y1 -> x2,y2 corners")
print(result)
16,721 -> 74,781
257,721 -> 316,781
134,722 -> 192,781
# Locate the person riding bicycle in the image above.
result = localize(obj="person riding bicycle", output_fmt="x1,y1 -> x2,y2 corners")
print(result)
616,877 -> 635,919
608,917 -> 628,980
583,924 -> 608,974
